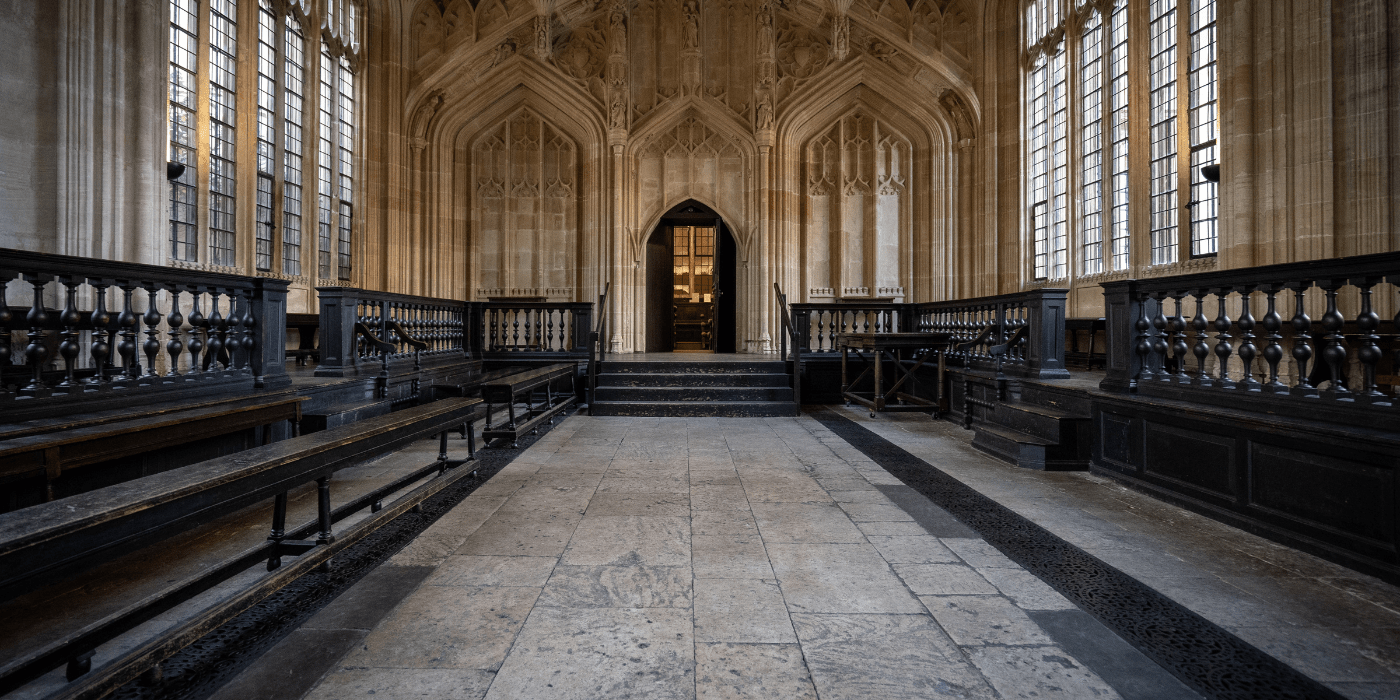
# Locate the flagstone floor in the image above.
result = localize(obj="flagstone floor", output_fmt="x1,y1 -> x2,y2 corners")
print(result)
212,409 -> 1400,700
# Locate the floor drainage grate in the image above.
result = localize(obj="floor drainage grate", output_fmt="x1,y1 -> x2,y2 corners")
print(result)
813,410 -> 1345,700
110,411 -> 574,700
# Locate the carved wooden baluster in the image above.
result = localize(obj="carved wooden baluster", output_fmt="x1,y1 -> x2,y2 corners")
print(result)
234,288 -> 253,370
116,280 -> 140,379
224,291 -> 243,370
186,288 -> 205,376
1150,292 -> 1170,380
546,308 -> 555,351
22,274 -> 53,395
1259,284 -> 1286,392
0,275 -> 12,396
56,275 -> 82,391
488,308 -> 497,351
85,280 -> 112,387
1318,278 -> 1349,398
243,288 -> 258,371
140,283 -> 163,381
535,308 -> 543,350
1353,277 -> 1384,401
1190,291 -> 1211,386
165,285 -> 185,377
1212,288 -> 1235,389
206,290 -> 226,371
1169,292 -> 1189,383
512,308 -> 520,349
1289,282 -> 1316,396
1134,290 -> 1155,383
1235,286 -> 1260,390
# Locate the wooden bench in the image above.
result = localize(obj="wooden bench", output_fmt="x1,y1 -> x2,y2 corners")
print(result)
0,396 -> 483,696
0,394 -> 306,503
481,363 -> 578,447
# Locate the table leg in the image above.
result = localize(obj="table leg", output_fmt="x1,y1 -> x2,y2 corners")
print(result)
841,346 -> 849,406
872,349 -> 883,417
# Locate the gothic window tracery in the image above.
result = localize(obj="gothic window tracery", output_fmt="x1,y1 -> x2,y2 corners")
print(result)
472,111 -> 578,299
804,112 -> 908,300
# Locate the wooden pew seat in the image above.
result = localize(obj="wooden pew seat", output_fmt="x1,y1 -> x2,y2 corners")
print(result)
0,393 -> 306,503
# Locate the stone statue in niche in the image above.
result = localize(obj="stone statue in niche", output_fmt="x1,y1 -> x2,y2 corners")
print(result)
491,37 -> 518,67
682,0 -> 701,49
757,2 -> 774,50
756,97 -> 773,131
609,1 -> 627,55
610,97 -> 628,129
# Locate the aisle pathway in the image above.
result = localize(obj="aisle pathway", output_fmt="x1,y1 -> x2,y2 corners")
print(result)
258,414 -> 1197,700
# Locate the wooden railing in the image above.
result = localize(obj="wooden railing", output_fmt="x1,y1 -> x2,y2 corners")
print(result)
788,289 -> 1069,379
774,283 -> 802,410
588,283 -> 610,405
916,289 -> 1070,379
1100,251 -> 1399,427
0,248 -> 289,422
314,287 -> 465,379
479,301 -> 592,358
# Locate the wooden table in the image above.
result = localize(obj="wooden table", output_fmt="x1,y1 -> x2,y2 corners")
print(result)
838,332 -> 953,417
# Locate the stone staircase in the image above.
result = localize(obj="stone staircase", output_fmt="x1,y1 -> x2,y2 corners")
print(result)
589,359 -> 800,417
965,376 -> 1091,471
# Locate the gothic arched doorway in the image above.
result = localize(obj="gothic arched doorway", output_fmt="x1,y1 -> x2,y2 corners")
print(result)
645,201 -> 737,353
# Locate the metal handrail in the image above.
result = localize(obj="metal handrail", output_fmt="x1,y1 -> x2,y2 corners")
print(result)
773,283 -> 801,410
588,283 -> 610,407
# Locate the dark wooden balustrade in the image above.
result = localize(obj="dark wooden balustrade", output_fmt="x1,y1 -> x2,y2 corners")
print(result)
916,289 -> 1069,379
479,301 -> 592,359
0,248 -> 289,422
788,289 -> 1068,380
314,287 -> 467,379
1099,251 -> 1400,428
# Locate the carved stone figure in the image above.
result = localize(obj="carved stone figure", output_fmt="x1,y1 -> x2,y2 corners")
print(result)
492,37 -> 518,67
682,0 -> 700,49
610,97 -> 628,130
756,97 -> 773,131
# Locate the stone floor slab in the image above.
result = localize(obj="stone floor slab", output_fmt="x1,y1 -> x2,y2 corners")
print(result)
694,578 -> 796,643
695,643 -> 817,700
561,515 -> 691,567
790,613 -> 996,700
483,607 -> 694,700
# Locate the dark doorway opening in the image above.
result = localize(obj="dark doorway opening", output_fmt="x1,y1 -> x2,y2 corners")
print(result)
645,201 -> 737,353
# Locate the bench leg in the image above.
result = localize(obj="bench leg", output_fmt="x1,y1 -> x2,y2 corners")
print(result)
466,419 -> 477,461
267,491 -> 288,571
316,477 -> 335,545
438,431 -> 450,473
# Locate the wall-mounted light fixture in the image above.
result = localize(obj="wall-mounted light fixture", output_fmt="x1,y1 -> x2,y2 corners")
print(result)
166,162 -> 186,180
1201,163 -> 1220,183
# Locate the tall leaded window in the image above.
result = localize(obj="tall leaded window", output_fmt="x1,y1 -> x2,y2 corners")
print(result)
1148,0 -> 1178,265
209,0 -> 238,267
1107,1 -> 1130,270
281,16 -> 307,277
164,0 -> 359,281
337,55 -> 356,280
1080,10 -> 1104,275
256,0 -> 278,272
1187,0 -> 1218,257
168,0 -> 199,262
1022,0 -> 1215,283
1026,0 -> 1068,280
318,45 -> 335,279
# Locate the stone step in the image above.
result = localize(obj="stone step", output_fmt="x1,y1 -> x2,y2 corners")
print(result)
596,372 -> 791,388
595,386 -> 794,402
970,423 -> 1086,472
301,397 -> 394,433
600,360 -> 788,374
988,401 -> 1089,444
589,401 -> 800,417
